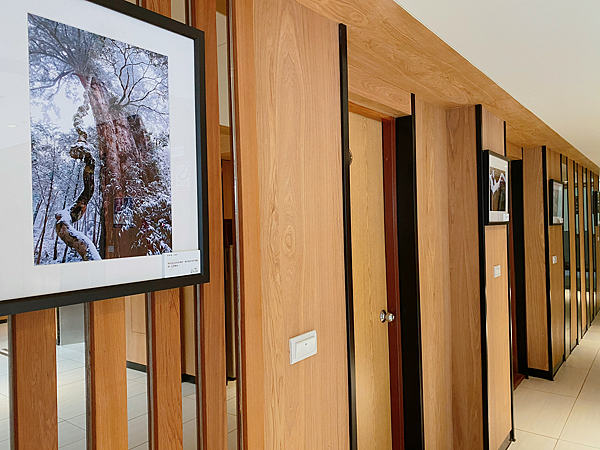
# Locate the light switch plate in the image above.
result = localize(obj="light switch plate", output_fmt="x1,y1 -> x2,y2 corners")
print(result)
494,265 -> 501,278
552,255 -> 558,264
289,330 -> 317,365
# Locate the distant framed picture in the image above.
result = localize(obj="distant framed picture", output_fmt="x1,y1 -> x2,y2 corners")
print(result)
0,0 -> 209,311
481,150 -> 510,225
592,191 -> 600,226
549,180 -> 564,225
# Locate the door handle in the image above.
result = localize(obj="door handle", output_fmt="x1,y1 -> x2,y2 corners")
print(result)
380,310 -> 395,323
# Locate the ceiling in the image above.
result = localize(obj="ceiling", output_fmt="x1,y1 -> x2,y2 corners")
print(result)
394,0 -> 600,166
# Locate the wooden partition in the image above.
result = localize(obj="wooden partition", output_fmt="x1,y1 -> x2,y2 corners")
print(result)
569,160 -> 578,348
521,147 -> 565,378
447,105 -> 513,450
232,0 -> 350,447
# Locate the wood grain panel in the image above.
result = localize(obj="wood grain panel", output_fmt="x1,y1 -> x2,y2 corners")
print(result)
506,141 -> 522,161
86,298 -> 128,450
522,147 -> 549,371
10,309 -> 58,449
546,148 -> 565,368
588,172 -> 595,325
349,112 -> 392,450
569,160 -> 577,347
347,65 -> 411,118
253,0 -> 349,447
447,105 -> 483,450
126,295 -> 147,365
579,164 -> 587,332
180,286 -> 196,376
414,97 -> 452,449
482,108 -> 512,450
221,125 -> 231,160
291,0 -> 598,172
229,0 -> 266,445
141,0 -> 171,16
148,289 -> 183,450
485,226 -> 512,450
190,0 -> 228,446
222,159 -> 234,220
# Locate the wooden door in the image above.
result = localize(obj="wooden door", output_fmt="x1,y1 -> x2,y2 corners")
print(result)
349,112 -> 393,449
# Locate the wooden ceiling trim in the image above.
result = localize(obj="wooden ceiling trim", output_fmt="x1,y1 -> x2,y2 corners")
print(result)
294,0 -> 599,172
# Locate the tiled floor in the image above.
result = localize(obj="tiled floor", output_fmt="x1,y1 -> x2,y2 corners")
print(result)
227,380 -> 238,450
512,315 -> 600,449
0,322 -> 221,449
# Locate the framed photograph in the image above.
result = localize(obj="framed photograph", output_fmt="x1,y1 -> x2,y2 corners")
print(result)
481,150 -> 510,225
0,0 -> 209,311
549,180 -> 564,225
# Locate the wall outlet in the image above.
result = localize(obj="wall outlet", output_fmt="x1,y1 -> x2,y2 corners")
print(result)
494,265 -> 501,278
552,255 -> 558,264
289,331 -> 317,365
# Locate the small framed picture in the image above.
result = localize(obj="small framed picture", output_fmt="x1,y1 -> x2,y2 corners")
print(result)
549,180 -> 564,225
482,150 -> 510,225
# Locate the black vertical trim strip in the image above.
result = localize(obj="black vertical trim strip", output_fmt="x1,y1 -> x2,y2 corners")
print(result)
504,123 -> 516,444
397,95 -> 425,450
338,24 -> 357,450
542,147 -> 554,378
575,162 -> 582,343
475,105 -> 490,450
511,160 -> 529,377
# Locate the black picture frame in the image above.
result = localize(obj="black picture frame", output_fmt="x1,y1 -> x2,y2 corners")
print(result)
549,179 -> 564,226
481,149 -> 510,225
0,0 -> 209,316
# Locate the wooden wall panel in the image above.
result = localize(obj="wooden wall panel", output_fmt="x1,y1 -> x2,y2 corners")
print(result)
414,97 -> 453,449
485,226 -> 512,450
588,172 -> 595,325
569,160 -> 578,347
506,141 -> 522,161
230,0 -> 266,445
579,164 -> 587,332
481,108 -> 512,450
86,298 -> 128,450
547,148 -> 565,369
180,286 -> 196,376
253,0 -> 349,447
222,159 -> 234,220
10,309 -> 58,449
349,112 -> 392,449
126,294 -> 147,365
148,289 -> 183,450
190,0 -> 228,446
522,147 -> 549,371
447,105 -> 483,450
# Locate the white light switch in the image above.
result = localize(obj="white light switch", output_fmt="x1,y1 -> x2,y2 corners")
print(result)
289,330 -> 317,365
494,265 -> 501,278
552,255 -> 558,264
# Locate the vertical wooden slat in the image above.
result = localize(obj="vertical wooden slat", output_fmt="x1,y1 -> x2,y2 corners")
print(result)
148,290 -> 183,449
141,0 -> 171,15
229,0 -> 266,446
10,309 -> 58,449
191,0 -> 228,447
86,298 -> 128,450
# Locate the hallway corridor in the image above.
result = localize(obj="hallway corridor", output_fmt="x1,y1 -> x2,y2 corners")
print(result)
512,315 -> 600,449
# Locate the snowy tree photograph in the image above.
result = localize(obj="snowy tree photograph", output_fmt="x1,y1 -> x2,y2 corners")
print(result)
29,13 -> 172,265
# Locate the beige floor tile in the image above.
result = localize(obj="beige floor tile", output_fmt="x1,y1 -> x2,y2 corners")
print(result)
560,398 -> 600,447
520,366 -> 588,398
228,430 -> 238,450
58,380 -> 86,402
182,396 -> 196,423
510,430 -> 556,450
128,414 -> 149,449
58,421 -> 86,448
555,441 -> 600,449
67,414 -> 86,431
59,438 -> 86,449
227,413 -> 237,433
58,395 -> 86,420
514,387 -> 575,438
580,339 -> 600,350
183,419 -> 197,450
565,345 -> 599,371
227,397 -> 237,416
182,382 -> 195,397
579,369 -> 600,404
128,392 -> 148,420
227,381 -> 237,401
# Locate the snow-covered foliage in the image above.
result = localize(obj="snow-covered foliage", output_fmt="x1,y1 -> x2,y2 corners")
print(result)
29,14 -> 172,265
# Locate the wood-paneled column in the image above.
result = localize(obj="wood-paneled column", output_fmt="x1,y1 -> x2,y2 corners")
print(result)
10,309 -> 58,449
86,298 -> 128,450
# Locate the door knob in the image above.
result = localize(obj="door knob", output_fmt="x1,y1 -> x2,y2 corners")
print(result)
380,310 -> 395,323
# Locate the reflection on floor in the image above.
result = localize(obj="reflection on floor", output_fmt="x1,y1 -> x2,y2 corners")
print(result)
512,315 -> 600,449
